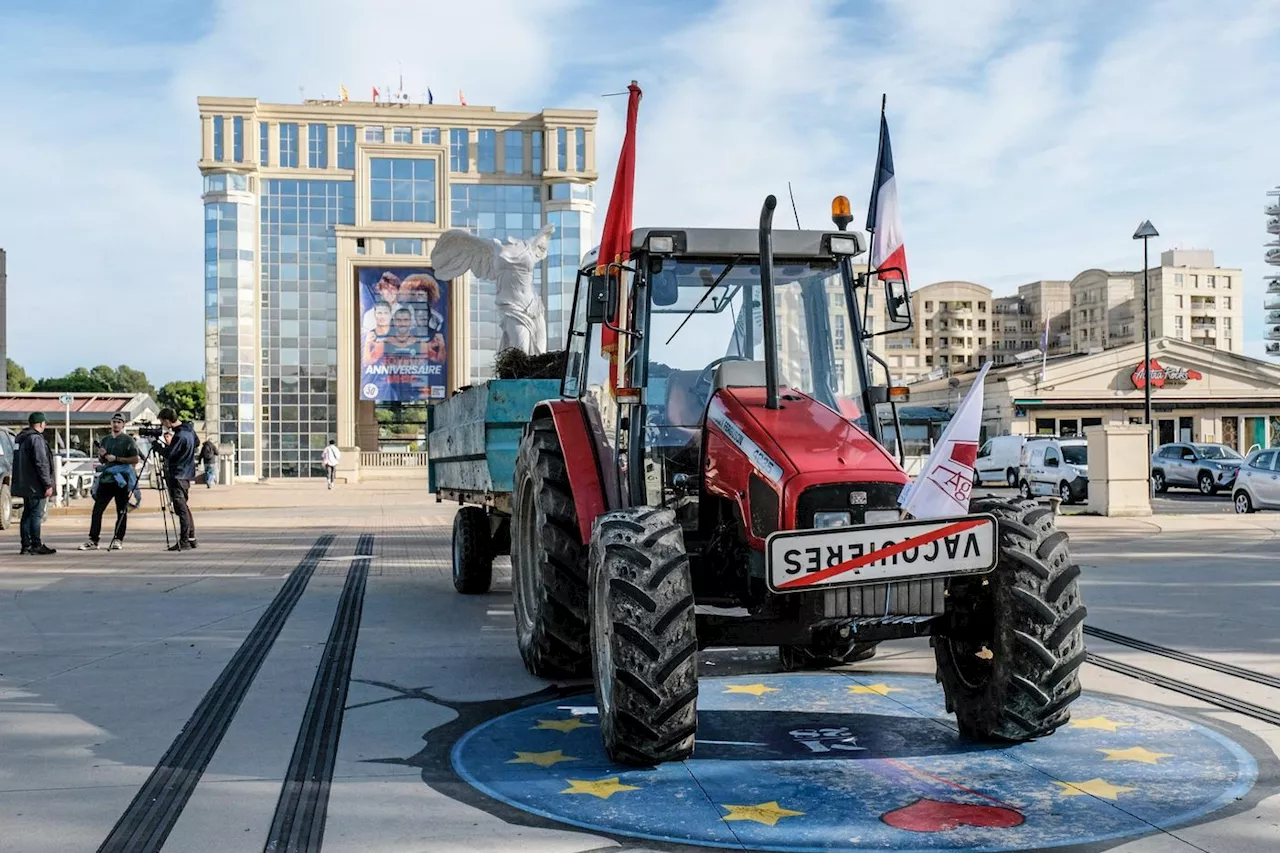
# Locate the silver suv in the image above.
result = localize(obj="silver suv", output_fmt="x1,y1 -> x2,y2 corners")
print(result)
1150,442 -> 1244,496
1233,448 -> 1280,513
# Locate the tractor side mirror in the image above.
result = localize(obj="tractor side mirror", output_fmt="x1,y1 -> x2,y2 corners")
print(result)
585,274 -> 617,324
881,270 -> 912,325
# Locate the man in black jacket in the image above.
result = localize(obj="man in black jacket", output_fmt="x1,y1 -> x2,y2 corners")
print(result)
153,408 -> 199,551
13,412 -> 57,555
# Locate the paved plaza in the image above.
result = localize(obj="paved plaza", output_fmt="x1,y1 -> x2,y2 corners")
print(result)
1,482 -> 1278,852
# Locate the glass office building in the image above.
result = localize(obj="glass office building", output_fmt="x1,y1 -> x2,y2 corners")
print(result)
199,96 -> 596,478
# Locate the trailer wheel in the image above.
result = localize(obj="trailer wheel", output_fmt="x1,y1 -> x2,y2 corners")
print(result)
589,506 -> 698,766
933,497 -> 1086,741
779,640 -> 877,671
511,417 -> 591,679
452,506 -> 493,595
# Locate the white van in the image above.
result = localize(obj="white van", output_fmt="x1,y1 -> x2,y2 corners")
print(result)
975,435 -> 1053,487
1018,437 -> 1089,504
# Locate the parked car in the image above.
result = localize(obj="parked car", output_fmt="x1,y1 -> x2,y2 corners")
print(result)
1018,437 -> 1089,504
1232,448 -> 1280,513
974,435 -> 1055,487
1150,442 -> 1244,495
0,427 -> 14,529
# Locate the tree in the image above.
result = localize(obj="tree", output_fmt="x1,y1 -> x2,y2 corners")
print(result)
6,358 -> 35,392
157,381 -> 205,422
34,367 -> 110,393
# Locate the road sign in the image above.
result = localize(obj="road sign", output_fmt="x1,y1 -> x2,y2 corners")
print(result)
58,394 -> 74,406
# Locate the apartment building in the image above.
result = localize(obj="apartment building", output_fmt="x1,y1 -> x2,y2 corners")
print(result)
880,281 -> 993,383
990,280 -> 1072,366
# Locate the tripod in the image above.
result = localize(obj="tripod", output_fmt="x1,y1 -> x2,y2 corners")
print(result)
136,440 -> 179,550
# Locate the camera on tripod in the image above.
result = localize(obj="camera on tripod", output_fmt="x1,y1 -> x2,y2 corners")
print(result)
134,420 -> 165,441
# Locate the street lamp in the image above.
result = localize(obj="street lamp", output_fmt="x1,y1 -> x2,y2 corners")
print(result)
1133,220 -> 1159,473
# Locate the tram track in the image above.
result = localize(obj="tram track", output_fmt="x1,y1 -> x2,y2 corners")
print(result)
1084,625 -> 1280,730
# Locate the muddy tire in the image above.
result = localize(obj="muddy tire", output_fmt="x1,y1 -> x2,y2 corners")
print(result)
511,417 -> 590,679
779,640 -> 877,671
933,497 -> 1086,741
589,506 -> 698,766
452,506 -> 493,595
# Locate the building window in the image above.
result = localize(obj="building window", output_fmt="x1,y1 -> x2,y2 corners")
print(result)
450,128 -> 469,172
1175,316 -> 1184,338
232,116 -> 244,162
1191,274 -> 1199,287
531,131 -> 543,176
364,126 -> 384,143
307,123 -> 328,169
1222,276 -> 1231,289
1224,317 -> 1232,331
504,129 -> 523,174
1175,273 -> 1184,284
369,158 -> 437,223
1177,294 -> 1183,308
383,238 -> 423,255
1225,296 -> 1232,309
213,116 -> 224,160
977,301 -> 986,311
392,126 -> 412,143
477,129 -> 496,173
279,122 -> 299,168
575,127 -> 585,171
420,127 -> 440,144
924,301 -> 933,311
260,121 -> 269,165
337,125 -> 355,169
834,323 -> 846,350
557,127 -> 567,171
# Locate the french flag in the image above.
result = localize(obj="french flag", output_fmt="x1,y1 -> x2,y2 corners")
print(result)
866,106 -> 908,282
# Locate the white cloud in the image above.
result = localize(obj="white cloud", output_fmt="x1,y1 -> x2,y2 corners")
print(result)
1,0 -> 1277,384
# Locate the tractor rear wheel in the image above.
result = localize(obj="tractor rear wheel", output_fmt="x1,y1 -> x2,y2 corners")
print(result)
589,506 -> 698,766
933,497 -> 1086,741
451,506 -> 493,595
511,417 -> 591,679
779,640 -> 877,671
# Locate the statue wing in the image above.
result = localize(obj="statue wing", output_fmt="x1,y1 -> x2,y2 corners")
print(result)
431,230 -> 500,281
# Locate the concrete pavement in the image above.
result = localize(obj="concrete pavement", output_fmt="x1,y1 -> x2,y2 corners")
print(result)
0,483 -> 1276,852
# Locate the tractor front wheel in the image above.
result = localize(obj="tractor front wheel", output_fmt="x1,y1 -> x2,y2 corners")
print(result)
511,417 -> 591,679
589,506 -> 699,766
933,497 -> 1086,741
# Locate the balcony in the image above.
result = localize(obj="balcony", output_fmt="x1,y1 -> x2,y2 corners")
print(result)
1267,276 -> 1280,294
1267,203 -> 1280,217
1268,326 -> 1280,341
1269,216 -> 1280,235
1190,298 -> 1217,310
1191,320 -> 1217,332
1267,248 -> 1280,265
1268,296 -> 1280,311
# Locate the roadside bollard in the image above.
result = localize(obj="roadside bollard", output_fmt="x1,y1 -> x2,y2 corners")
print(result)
1048,495 -> 1062,515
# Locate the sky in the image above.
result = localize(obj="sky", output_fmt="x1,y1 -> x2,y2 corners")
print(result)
1,0 -> 1278,385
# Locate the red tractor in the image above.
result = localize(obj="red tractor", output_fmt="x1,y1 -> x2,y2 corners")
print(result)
470,195 -> 1084,766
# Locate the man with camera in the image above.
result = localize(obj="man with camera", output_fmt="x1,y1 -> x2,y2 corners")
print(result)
152,408 -> 199,551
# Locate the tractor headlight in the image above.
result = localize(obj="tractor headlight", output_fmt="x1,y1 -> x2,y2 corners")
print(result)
865,509 -> 902,525
813,511 -> 852,529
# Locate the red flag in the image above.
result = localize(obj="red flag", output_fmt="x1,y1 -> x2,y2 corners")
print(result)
458,89 -> 467,106
598,81 -> 642,393
372,86 -> 379,102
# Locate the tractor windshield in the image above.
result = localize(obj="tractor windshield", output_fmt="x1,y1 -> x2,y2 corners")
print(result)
644,257 -> 864,429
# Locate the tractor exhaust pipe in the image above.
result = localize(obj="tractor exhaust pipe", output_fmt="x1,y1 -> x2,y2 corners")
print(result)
759,194 -> 781,410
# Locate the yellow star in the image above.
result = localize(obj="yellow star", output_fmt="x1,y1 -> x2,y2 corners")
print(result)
724,683 -> 780,697
720,801 -> 805,826
533,718 -> 595,733
560,777 -> 640,799
1054,778 -> 1138,801
847,683 -> 904,696
1070,716 -> 1126,732
506,749 -> 578,768
1099,746 -> 1173,765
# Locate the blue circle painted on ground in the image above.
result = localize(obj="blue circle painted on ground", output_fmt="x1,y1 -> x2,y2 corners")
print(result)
451,673 -> 1256,852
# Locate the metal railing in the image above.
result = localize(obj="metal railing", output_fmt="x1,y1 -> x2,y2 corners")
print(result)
360,451 -> 430,468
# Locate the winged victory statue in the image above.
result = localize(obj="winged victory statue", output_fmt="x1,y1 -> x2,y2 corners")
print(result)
431,224 -> 555,356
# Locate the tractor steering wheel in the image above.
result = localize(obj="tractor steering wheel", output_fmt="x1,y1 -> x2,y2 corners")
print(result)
693,356 -> 752,404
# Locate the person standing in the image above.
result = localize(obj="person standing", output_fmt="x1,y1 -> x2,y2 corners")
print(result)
199,437 -> 219,488
13,412 -> 56,555
321,440 -> 341,489
152,407 -> 199,551
79,413 -> 140,551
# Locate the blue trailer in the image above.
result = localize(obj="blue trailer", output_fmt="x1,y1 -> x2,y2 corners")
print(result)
426,379 -> 561,593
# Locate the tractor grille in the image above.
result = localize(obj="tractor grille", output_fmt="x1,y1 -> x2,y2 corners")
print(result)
817,578 -> 948,618
797,481 -> 946,618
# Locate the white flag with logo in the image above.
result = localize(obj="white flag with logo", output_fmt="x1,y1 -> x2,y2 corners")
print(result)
900,362 -> 991,520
